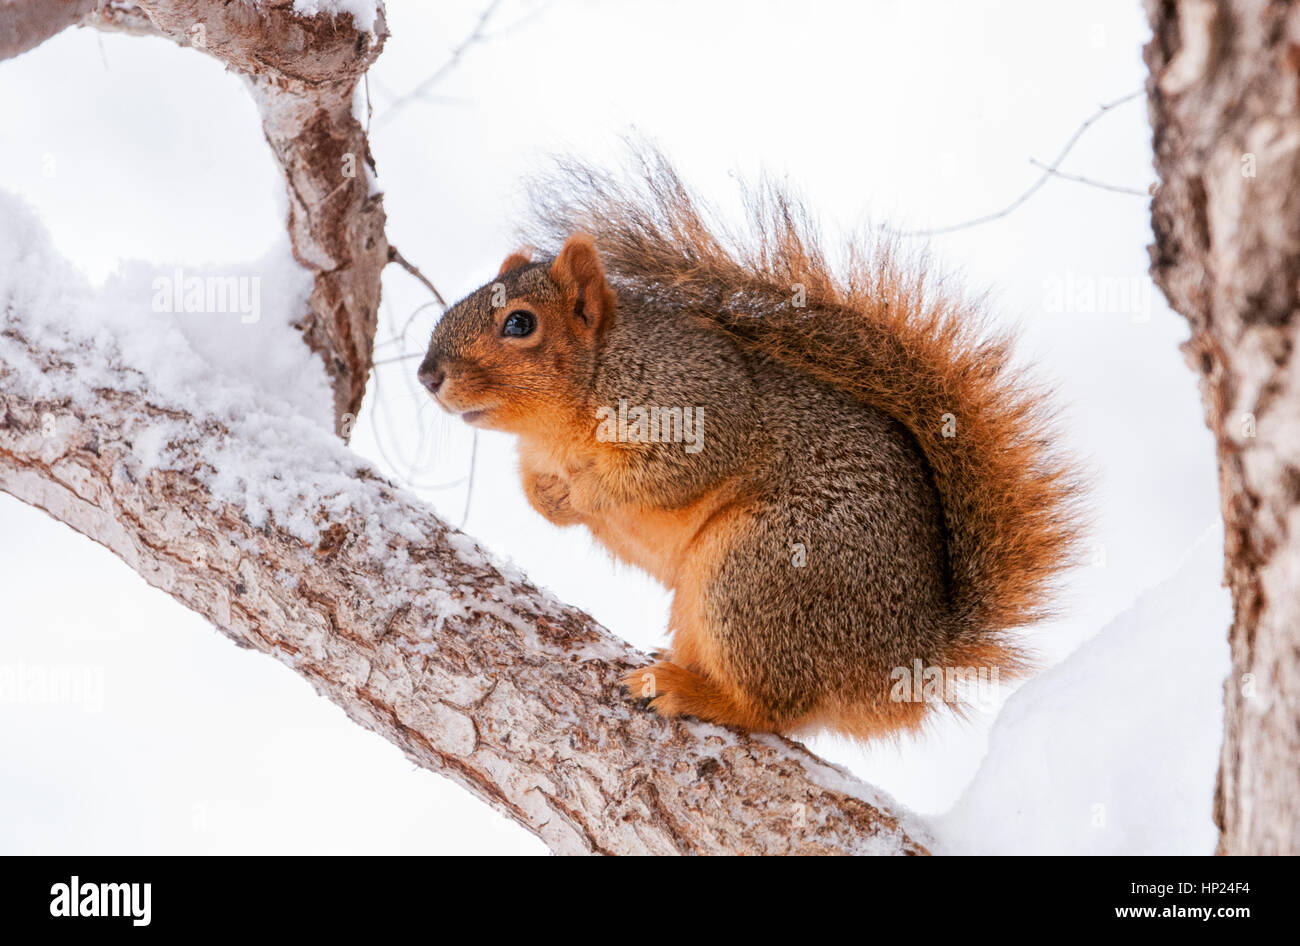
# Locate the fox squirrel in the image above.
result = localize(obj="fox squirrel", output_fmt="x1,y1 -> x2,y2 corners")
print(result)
418,149 -> 1085,740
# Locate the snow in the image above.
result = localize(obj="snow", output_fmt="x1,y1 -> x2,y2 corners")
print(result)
0,189 -> 359,547
290,0 -> 380,33
0,186 -> 583,652
934,524 -> 1231,854
0,191 -> 330,431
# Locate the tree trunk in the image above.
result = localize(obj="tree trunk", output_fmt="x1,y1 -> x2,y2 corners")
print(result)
1145,0 -> 1300,855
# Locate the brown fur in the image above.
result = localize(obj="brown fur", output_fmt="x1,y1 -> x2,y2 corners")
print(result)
420,146 -> 1087,740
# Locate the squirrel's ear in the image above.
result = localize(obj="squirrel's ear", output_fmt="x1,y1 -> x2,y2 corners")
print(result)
498,249 -> 532,277
550,233 -> 614,332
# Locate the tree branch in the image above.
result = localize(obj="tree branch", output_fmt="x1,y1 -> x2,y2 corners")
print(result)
891,89 -> 1144,237
387,244 -> 447,308
1026,159 -> 1148,197
3,0 -> 395,435
374,0 -> 502,128
0,312 -> 931,856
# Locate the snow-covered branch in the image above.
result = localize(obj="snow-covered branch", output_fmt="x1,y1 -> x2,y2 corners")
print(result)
3,0 -> 392,433
0,233 -> 930,855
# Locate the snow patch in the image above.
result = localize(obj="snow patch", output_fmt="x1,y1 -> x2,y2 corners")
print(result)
291,0 -> 380,33
934,524 -> 1231,855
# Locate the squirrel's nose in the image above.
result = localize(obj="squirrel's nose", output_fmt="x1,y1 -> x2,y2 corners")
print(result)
418,358 -> 446,395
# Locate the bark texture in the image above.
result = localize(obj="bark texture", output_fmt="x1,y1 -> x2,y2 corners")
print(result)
0,0 -> 97,60
1145,0 -> 1300,855
5,0 -> 390,433
0,319 -> 931,856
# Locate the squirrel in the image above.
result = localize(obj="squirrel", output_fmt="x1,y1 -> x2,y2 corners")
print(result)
418,148 -> 1085,740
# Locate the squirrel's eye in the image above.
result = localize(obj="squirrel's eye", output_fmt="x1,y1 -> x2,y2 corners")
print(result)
501,310 -> 536,338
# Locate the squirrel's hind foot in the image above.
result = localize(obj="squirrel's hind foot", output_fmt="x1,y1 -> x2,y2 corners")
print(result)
620,660 -> 777,732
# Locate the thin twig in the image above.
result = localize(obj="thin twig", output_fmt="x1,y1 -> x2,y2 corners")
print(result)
375,0 -> 503,128
1027,159 -> 1148,196
364,71 -> 372,135
478,0 -> 553,42
387,244 -> 448,307
398,299 -> 444,340
375,300 -> 443,350
891,88 -> 1144,237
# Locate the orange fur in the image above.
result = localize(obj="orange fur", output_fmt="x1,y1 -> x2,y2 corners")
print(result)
498,250 -> 533,276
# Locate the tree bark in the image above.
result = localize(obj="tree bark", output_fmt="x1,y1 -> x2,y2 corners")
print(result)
0,317 -> 930,856
0,0 -> 97,60
4,0 -> 391,434
1145,0 -> 1300,855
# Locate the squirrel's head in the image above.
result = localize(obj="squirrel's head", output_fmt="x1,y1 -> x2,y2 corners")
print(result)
418,234 -> 616,435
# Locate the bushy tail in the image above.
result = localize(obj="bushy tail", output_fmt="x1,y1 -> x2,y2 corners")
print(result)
525,144 -> 1088,653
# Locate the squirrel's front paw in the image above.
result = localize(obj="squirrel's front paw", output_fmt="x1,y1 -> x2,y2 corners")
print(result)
527,472 -> 582,525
